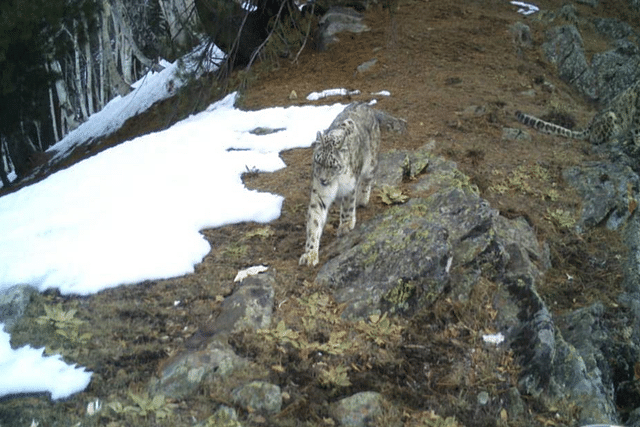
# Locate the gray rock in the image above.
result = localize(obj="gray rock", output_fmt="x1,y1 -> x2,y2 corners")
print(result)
356,58 -> 377,73
249,127 -> 285,135
375,146 -> 430,188
542,25 -> 597,101
622,209 -> 640,296
502,127 -> 532,142
231,381 -> 282,414
593,17 -> 636,40
195,405 -> 242,427
375,150 -> 411,187
331,391 -> 383,427
556,304 -> 618,423
505,387 -> 527,420
317,186 -> 495,320
558,4 -> 578,24
0,284 -> 37,332
509,22 -> 533,50
497,275 -> 619,424
149,272 -> 275,399
562,161 -> 639,232
591,50 -> 640,105
476,391 -> 490,405
317,7 -> 370,51
149,339 -> 249,399
538,18 -> 640,105
213,272 -> 275,336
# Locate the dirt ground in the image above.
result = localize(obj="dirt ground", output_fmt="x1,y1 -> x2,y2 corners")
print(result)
2,0 -> 639,425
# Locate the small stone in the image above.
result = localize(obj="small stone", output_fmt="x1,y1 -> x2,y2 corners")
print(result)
289,90 -> 297,100
332,391 -> 384,427
0,284 -> 38,332
232,381 -> 282,414
357,58 -> 378,73
502,127 -> 531,142
477,391 -> 490,405
519,89 -> 537,97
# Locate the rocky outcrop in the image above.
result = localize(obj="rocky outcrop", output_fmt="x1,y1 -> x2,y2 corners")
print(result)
147,139 -> 640,424
539,13 -> 640,104
316,6 -> 370,51
0,284 -> 37,332
563,161 -> 639,232
515,8 -> 640,424
149,273 -> 276,400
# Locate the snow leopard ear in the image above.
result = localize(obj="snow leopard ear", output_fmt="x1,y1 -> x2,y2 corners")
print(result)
312,131 -> 323,148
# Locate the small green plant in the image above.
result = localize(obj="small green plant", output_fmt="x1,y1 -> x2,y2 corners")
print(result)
108,392 -> 173,420
243,226 -> 274,240
356,313 -> 404,347
546,207 -> 576,229
380,185 -> 409,205
488,164 -> 560,201
36,305 -> 92,344
222,242 -> 249,259
318,364 -> 351,388
412,410 -> 462,427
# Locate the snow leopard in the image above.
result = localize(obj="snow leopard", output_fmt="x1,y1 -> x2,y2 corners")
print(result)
515,80 -> 640,145
299,103 -> 407,267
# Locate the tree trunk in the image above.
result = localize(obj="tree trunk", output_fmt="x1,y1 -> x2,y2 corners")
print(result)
33,120 -> 43,151
101,0 -> 132,96
72,25 -> 90,121
47,63 -> 60,143
98,28 -> 106,109
50,59 -> 80,137
7,133 -> 37,179
111,0 -> 153,75
159,0 -> 197,50
82,15 -> 95,116
0,137 -> 11,188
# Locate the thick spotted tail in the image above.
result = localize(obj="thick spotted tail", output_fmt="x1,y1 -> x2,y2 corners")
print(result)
515,111 -> 588,140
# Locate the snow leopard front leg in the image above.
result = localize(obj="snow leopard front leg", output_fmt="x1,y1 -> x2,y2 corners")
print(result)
299,183 -> 336,266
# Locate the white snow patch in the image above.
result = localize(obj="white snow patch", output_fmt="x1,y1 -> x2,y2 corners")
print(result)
0,90 -> 346,399
234,265 -> 270,282
306,88 -> 361,101
510,1 -> 539,15
482,333 -> 505,345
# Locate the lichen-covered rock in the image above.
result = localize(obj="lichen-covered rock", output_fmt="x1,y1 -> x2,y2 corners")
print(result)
213,272 -> 276,335
563,161 -> 639,232
317,147 -> 626,423
542,25 -> 596,100
149,272 -> 275,399
149,339 -> 250,399
331,391 -> 384,427
0,284 -> 37,332
316,7 -> 370,51
196,405 -> 242,427
231,381 -> 282,414
540,20 -> 639,104
317,186 -> 496,319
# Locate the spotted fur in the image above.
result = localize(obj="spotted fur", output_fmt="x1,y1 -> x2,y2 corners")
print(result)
299,103 -> 406,267
515,80 -> 640,145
